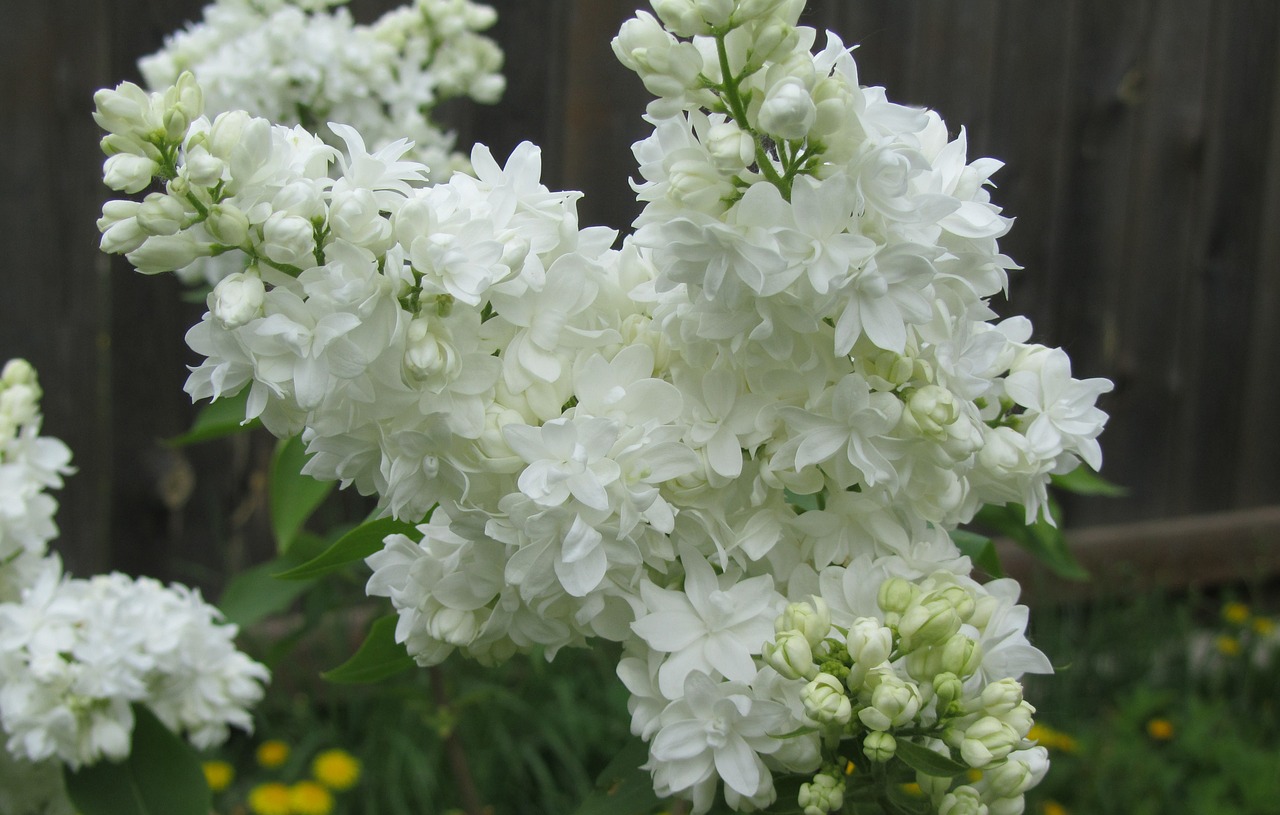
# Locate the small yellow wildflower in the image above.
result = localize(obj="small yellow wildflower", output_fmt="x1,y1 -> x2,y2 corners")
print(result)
1252,617 -> 1276,636
1042,801 -> 1069,815
1146,718 -> 1175,741
248,782 -> 292,815
201,760 -> 234,793
899,782 -> 924,797
312,747 -> 362,791
289,780 -> 335,815
1222,602 -> 1250,625
1027,723 -> 1079,753
966,768 -> 984,783
844,759 -> 856,775
1216,635 -> 1242,657
256,739 -> 291,769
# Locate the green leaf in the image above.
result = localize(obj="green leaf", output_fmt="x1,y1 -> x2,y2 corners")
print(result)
275,514 -> 425,581
218,531 -> 328,627
1051,467 -> 1128,497
64,704 -> 211,815
784,489 -> 823,513
892,738 -> 967,778
166,389 -> 260,446
322,614 -> 416,684
950,528 -> 1004,578
270,435 -> 334,553
571,736 -> 663,815
885,780 -> 934,814
974,502 -> 1089,581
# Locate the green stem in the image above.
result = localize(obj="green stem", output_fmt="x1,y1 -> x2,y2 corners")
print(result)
714,32 -> 786,192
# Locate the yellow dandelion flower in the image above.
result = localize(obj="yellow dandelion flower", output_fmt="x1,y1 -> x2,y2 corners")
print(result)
312,748 -> 362,791
1222,602 -> 1250,625
1252,617 -> 1276,636
1042,801 -> 1069,815
290,781 -> 335,815
248,782 -> 292,815
1027,723 -> 1079,753
1216,635 -> 1242,657
256,739 -> 291,769
1146,718 -> 1175,741
202,760 -> 234,793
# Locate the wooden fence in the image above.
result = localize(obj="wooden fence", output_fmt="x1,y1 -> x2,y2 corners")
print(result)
2,0 -> 1278,589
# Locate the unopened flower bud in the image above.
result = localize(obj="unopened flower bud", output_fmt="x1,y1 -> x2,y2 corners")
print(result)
845,617 -> 893,672
98,200 -> 147,254
981,679 -> 1024,717
904,385 -> 961,437
428,607 -> 478,646
763,630 -> 816,680
210,272 -> 265,329
858,672 -> 922,731
163,106 -> 190,143
0,384 -> 40,428
746,19 -> 800,70
960,716 -> 1018,768
938,632 -> 982,677
797,772 -> 844,815
208,110 -> 252,158
136,193 -> 186,236
103,153 -> 159,194
207,204 -> 250,247
758,77 -> 816,141
984,754 -> 1036,799
778,598 -> 831,647
705,120 -> 755,171
261,212 -> 316,268
863,731 -> 896,763
650,0 -> 707,37
999,701 -> 1036,738
934,584 -> 977,622
694,0 -> 734,28
1,359 -> 37,389
127,233 -> 207,275
899,597 -> 963,651
877,577 -> 917,616
933,672 -> 963,712
802,672 -> 851,726
185,151 -> 226,188
939,785 -> 988,815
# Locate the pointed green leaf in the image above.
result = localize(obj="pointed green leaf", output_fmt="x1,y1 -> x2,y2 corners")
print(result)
275,514 -> 426,581
1051,467 -> 1127,497
974,503 -> 1089,581
167,389 -> 260,446
892,738 -> 967,778
218,531 -> 328,626
571,736 -> 662,815
64,705 -> 211,815
270,435 -> 334,553
950,528 -> 1004,578
322,614 -> 416,684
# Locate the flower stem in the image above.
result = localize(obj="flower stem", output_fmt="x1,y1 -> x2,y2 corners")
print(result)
430,665 -> 486,815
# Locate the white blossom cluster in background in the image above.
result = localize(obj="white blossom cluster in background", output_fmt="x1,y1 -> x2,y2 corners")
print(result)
94,0 -> 1113,811
0,360 -> 72,604
0,360 -> 268,808
141,0 -> 504,181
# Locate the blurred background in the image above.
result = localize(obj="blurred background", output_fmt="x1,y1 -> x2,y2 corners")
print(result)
2,0 -> 1279,595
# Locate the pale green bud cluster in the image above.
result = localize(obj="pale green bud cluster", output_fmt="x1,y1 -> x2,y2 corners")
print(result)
94,73 -> 203,194
765,571 -> 1047,815
0,360 -> 42,448
797,770 -> 844,815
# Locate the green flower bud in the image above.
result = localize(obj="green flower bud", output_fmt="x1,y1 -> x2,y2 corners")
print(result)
878,577 -> 917,615
981,679 -> 1024,717
207,204 -> 250,247
863,731 -> 897,763
2,359 -> 38,388
904,384 -> 960,438
777,597 -> 831,647
933,672 -> 964,713
938,633 -> 982,677
763,630 -> 817,680
136,193 -> 186,236
858,672 -> 922,731
802,672 -> 852,727
797,771 -> 844,815
939,785 -> 988,815
898,597 -> 962,651
960,716 -> 1018,768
